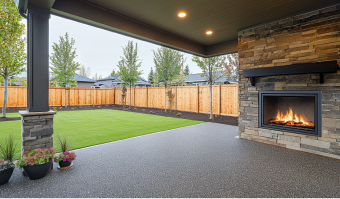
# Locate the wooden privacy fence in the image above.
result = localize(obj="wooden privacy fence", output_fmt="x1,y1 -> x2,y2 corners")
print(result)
0,87 -> 115,108
0,85 -> 238,116
115,84 -> 238,116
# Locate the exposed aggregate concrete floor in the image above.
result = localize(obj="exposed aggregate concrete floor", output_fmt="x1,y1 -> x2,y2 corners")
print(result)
1,123 -> 340,198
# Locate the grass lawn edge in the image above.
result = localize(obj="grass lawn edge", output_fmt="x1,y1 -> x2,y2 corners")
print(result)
0,109 -> 204,157
72,122 -> 205,152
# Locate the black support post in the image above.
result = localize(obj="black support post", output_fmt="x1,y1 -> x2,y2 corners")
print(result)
27,4 -> 50,112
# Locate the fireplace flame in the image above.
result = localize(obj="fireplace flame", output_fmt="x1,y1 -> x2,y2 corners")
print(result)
273,107 -> 314,127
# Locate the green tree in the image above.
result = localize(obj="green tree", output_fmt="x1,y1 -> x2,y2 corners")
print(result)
110,69 -> 117,76
152,47 -> 184,112
92,73 -> 103,80
92,73 -> 98,81
192,55 -> 227,120
152,71 -> 159,87
0,0 -> 26,117
8,76 -> 17,86
50,33 -> 80,108
148,67 -> 154,84
223,53 -> 239,82
79,65 -> 91,77
20,77 -> 27,86
49,80 -> 58,88
173,63 -> 188,86
117,41 -> 142,109
184,64 -> 190,75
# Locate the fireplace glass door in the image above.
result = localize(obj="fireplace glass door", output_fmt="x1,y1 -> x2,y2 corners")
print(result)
259,91 -> 321,136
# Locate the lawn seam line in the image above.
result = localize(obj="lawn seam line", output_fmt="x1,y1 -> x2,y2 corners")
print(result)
72,122 -> 206,152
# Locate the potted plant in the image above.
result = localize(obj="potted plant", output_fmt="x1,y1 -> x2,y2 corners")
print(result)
53,135 -> 76,168
16,148 -> 55,180
54,151 -> 76,168
0,134 -> 17,185
0,159 -> 15,185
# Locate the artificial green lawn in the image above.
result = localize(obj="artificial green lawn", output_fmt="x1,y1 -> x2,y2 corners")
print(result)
0,109 -> 203,153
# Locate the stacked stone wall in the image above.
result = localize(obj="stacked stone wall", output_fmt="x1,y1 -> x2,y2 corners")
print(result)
238,4 -> 340,159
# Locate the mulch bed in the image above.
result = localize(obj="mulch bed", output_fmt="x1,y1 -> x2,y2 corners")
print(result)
0,117 -> 21,122
1,105 -> 238,126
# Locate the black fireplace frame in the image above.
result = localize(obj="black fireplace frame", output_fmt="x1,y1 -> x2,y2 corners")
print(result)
259,91 -> 321,137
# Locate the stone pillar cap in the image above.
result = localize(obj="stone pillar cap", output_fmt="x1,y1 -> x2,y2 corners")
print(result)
19,110 -> 57,116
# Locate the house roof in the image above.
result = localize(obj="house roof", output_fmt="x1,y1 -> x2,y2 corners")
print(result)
97,75 -> 151,85
11,76 -> 26,86
184,73 -> 238,84
184,74 -> 206,83
135,79 -> 151,86
73,74 -> 96,83
97,75 -> 121,81
50,74 -> 96,83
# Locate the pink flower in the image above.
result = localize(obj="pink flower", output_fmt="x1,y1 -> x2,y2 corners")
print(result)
63,158 -> 67,162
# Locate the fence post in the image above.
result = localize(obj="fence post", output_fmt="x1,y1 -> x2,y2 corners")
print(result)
92,89 -> 94,106
113,88 -> 116,105
197,85 -> 199,113
146,86 -> 148,108
68,89 -> 70,107
219,84 -> 221,115
134,87 -> 136,107
175,86 -> 177,111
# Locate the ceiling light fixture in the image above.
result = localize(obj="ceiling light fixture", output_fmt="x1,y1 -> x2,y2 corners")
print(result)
206,31 -> 213,35
178,12 -> 186,18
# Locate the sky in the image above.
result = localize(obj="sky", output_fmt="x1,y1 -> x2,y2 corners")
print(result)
21,15 -> 203,80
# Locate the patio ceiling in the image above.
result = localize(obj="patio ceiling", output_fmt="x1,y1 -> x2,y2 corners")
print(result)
28,0 -> 339,57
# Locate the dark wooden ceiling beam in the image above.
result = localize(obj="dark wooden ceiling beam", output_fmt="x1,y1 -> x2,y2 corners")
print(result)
205,39 -> 238,57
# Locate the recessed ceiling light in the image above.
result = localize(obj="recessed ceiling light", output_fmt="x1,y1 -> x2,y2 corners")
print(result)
206,31 -> 213,35
178,12 -> 186,18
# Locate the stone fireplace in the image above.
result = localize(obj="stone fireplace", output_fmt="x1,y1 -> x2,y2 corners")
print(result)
259,91 -> 321,136
238,4 -> 340,159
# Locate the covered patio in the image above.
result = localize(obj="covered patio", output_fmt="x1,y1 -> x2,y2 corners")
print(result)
2,123 -> 340,197
16,0 -> 340,158
7,0 -> 340,196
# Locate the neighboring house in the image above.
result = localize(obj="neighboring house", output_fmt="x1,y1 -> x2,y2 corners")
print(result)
95,75 -> 150,88
72,74 -> 96,88
184,73 -> 238,86
49,74 -> 96,88
11,76 -> 26,86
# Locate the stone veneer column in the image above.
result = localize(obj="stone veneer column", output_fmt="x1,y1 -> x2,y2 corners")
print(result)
20,111 -> 56,153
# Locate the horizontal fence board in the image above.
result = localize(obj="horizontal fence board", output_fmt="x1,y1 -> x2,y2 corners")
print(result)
0,86 -> 238,116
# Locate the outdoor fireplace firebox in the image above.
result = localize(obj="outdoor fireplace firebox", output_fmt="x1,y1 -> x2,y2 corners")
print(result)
259,91 -> 321,136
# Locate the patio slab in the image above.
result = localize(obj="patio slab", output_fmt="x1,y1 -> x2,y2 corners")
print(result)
1,123 -> 340,198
